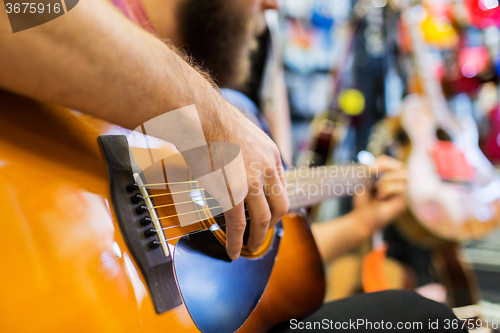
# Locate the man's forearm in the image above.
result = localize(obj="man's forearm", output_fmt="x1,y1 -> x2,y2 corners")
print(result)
0,0 -> 289,260
0,0 -> 226,133
312,208 -> 375,264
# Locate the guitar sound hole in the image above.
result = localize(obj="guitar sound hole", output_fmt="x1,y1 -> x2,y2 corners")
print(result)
213,204 -> 251,246
243,208 -> 251,245
436,128 -> 452,141
396,129 -> 410,145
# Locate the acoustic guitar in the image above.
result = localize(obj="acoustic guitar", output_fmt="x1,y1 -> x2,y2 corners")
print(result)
363,5 -> 500,313
0,89 -> 374,333
390,6 -> 500,249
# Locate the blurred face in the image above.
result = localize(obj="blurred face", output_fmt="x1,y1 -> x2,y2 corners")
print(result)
177,0 -> 278,89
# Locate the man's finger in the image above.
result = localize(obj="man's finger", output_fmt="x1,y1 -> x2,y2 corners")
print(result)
376,196 -> 407,221
246,190 -> 272,253
265,172 -> 289,227
276,157 -> 287,188
224,202 -> 246,260
377,181 -> 407,199
377,169 -> 408,183
371,155 -> 405,174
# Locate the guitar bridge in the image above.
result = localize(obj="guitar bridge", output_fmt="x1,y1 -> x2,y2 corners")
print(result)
99,135 -> 182,314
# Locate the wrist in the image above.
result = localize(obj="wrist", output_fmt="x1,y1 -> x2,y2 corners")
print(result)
196,90 -> 241,143
353,205 -> 379,240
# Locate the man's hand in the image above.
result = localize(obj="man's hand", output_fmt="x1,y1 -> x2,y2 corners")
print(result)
354,155 -> 408,234
205,100 -> 289,260
312,155 -> 407,263
0,0 -> 289,261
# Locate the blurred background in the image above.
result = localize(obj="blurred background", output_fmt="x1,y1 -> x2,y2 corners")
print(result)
244,0 -> 500,326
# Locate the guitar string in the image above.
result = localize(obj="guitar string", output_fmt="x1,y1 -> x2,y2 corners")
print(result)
139,180 -> 198,187
144,186 -> 305,201
141,176 -> 366,200
160,210 -> 243,232
150,196 -> 215,210
161,214 -> 252,242
143,185 -> 347,201
144,180 -> 367,241
149,196 -> 250,231
162,218 -> 251,242
156,205 -> 222,221
164,228 -> 215,241
145,191 -> 261,225
139,169 -> 365,189
142,175 -> 368,213
140,177 -> 348,188
156,176 -> 373,241
138,170 -> 369,239
147,185 -> 344,241
162,216 -> 252,235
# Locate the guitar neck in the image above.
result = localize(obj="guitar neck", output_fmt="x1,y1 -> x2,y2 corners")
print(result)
404,6 -> 461,133
284,163 -> 372,210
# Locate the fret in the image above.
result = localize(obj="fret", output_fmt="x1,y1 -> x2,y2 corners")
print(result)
285,163 -> 373,210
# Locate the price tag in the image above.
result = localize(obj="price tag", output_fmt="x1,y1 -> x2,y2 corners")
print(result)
432,141 -> 475,183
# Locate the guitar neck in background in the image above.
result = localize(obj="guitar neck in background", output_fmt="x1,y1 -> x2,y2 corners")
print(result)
403,5 -> 462,134
284,163 -> 372,210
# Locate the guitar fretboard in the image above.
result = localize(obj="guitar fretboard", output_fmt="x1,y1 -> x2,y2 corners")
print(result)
284,163 -> 373,210
404,7 -> 461,134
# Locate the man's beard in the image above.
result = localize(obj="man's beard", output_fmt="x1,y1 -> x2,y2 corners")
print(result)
177,0 -> 263,89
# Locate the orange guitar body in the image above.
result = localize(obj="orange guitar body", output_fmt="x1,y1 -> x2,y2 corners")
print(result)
0,90 -> 325,332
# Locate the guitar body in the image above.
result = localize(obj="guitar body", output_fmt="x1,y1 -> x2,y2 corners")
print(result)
398,94 -> 500,248
365,97 -> 487,307
0,90 -> 325,332
369,96 -> 500,249
484,107 -> 500,163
